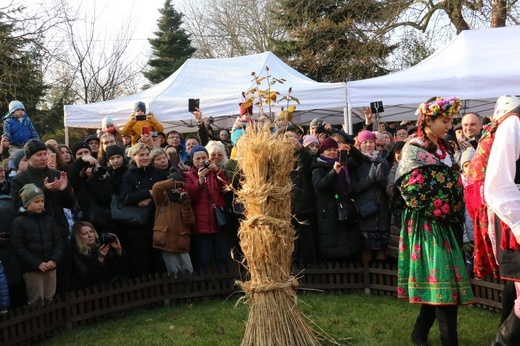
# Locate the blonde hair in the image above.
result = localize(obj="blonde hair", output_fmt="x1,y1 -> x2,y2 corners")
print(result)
150,147 -> 167,162
130,143 -> 149,157
72,221 -> 99,256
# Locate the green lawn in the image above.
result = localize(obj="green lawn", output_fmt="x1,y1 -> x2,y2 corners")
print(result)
41,293 -> 499,346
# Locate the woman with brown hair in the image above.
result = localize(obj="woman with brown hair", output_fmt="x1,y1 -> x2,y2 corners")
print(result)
396,97 -> 474,345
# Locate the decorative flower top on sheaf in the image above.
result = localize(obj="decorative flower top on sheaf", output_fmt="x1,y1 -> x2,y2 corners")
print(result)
416,96 -> 462,118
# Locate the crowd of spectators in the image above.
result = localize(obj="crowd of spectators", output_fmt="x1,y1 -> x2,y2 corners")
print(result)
0,99 -> 481,313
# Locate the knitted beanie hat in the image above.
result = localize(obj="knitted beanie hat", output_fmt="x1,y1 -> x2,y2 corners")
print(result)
302,135 -> 319,148
71,142 -> 91,158
24,140 -> 47,160
461,147 -> 476,166
189,145 -> 208,164
319,137 -> 338,154
134,101 -> 146,113
20,183 -> 44,207
9,100 -> 25,114
310,118 -> 324,128
102,116 -> 114,129
106,145 -> 125,160
356,130 -> 376,146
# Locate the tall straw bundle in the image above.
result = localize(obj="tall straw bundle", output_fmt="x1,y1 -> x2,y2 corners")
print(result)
235,125 -> 321,346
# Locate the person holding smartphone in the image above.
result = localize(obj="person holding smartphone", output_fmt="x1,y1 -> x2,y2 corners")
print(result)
122,101 -> 164,146
312,137 -> 362,263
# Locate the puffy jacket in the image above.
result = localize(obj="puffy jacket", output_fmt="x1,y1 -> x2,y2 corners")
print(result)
152,179 -> 194,253
10,165 -> 76,238
10,210 -> 63,273
122,115 -> 164,145
184,166 -> 229,234
2,113 -> 40,146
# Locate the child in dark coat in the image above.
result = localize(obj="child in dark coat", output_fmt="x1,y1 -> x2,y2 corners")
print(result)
10,183 -> 62,307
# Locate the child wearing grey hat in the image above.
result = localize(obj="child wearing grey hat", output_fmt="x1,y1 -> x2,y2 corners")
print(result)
10,183 -> 63,307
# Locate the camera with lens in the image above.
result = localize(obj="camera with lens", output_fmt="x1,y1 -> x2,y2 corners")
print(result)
208,116 -> 214,124
91,165 -> 108,179
99,233 -> 116,245
315,124 -> 326,134
165,189 -> 188,202
203,160 -> 211,169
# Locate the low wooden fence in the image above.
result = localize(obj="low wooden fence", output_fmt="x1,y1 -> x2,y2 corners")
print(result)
0,262 -> 504,345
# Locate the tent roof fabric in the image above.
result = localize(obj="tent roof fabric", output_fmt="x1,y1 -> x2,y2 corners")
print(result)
347,26 -> 520,123
64,52 -> 346,132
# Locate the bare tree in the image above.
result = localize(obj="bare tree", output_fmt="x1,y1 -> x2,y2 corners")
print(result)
180,0 -> 285,58
47,0 -> 145,104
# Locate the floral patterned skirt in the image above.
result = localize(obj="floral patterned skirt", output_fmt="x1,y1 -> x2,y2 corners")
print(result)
397,209 -> 475,305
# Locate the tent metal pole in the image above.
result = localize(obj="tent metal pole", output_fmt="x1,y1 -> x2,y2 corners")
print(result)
65,126 -> 69,147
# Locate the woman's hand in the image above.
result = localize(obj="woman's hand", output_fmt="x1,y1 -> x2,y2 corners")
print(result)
198,167 -> 209,184
208,161 -> 219,172
333,161 -> 342,174
98,244 -> 110,263
108,233 -> 123,256
138,198 -> 152,207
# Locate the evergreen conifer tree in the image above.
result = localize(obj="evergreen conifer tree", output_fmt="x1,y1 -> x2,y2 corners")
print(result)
144,0 -> 196,84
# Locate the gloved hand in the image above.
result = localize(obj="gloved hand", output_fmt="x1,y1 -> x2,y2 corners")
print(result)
368,163 -> 377,181
375,163 -> 383,182
168,166 -> 184,182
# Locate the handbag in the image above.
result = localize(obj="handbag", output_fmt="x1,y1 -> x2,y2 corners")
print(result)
336,195 -> 359,224
110,194 -> 153,226
205,187 -> 229,228
358,200 -> 380,219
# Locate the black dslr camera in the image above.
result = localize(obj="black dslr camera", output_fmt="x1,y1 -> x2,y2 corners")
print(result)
99,233 -> 116,245
203,160 -> 211,169
91,165 -> 108,179
315,124 -> 326,134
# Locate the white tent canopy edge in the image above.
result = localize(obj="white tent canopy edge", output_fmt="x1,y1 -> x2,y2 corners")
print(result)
347,26 -> 520,128
63,51 -> 348,143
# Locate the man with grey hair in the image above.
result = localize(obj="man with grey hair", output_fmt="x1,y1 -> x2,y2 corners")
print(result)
459,112 -> 483,149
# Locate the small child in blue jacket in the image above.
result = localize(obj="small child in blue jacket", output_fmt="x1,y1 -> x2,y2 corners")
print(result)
2,101 -> 40,158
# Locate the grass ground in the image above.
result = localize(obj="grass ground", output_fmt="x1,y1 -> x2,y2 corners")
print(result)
41,292 -> 499,346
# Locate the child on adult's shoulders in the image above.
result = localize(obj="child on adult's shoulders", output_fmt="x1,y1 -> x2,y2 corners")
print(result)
2,101 -> 40,158
122,101 -> 164,146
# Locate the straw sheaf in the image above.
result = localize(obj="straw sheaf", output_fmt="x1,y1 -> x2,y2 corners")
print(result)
235,124 -> 324,346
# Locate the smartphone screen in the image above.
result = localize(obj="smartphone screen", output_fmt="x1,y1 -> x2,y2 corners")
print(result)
339,150 -> 348,166
188,98 -> 200,112
142,126 -> 150,136
169,152 -> 179,167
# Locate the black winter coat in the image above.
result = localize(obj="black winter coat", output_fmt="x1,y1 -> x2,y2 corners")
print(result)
10,165 -> 76,238
120,165 -> 167,236
349,153 -> 391,234
290,147 -> 316,215
70,244 -> 125,290
10,211 -> 63,273
312,159 -> 362,261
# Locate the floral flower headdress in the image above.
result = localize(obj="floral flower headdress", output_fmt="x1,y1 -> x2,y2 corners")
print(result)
416,96 -> 462,118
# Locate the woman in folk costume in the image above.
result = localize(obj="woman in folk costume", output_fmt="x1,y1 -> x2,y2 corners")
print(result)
483,95 -> 520,345
395,96 -> 474,346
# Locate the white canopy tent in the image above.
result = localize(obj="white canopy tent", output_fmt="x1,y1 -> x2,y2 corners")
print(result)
346,26 -> 520,131
64,52 -> 347,141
